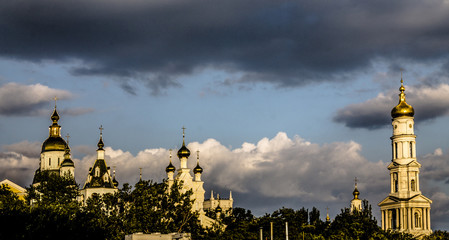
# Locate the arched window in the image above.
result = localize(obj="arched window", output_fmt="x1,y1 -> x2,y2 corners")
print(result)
411,179 -> 416,191
415,212 -> 421,228
49,158 -> 51,166
95,167 -> 100,177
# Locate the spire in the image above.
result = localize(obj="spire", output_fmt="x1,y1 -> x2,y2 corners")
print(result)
139,167 -> 142,181
326,207 -> 330,222
353,177 -> 360,199
51,96 -> 60,123
97,125 -> 104,150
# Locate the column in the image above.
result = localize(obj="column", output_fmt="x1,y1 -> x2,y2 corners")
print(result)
427,208 -> 431,231
390,173 -> 394,193
396,208 -> 399,229
399,208 -> 403,230
411,207 -> 414,230
407,208 -> 411,231
381,210 -> 385,230
416,173 -> 420,192
422,208 -> 426,230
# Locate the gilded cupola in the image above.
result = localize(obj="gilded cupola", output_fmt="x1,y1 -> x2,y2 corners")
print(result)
166,150 -> 176,173
193,150 -> 203,174
61,144 -> 75,167
391,79 -> 414,118
41,103 -> 67,153
177,127 -> 191,159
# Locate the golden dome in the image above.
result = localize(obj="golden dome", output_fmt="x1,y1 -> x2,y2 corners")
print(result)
41,136 -> 67,152
177,128 -> 190,159
353,186 -> 360,199
391,79 -> 414,118
194,162 -> 203,174
166,161 -> 176,173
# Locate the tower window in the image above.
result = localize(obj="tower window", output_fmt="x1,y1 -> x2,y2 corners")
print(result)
411,179 -> 416,191
393,173 -> 398,192
95,167 -> 100,177
395,143 -> 398,159
49,158 -> 51,166
410,142 -> 413,158
415,212 -> 421,228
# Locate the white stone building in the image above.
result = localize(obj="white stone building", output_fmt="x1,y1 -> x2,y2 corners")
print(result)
378,79 -> 432,237
165,128 -> 233,227
80,128 -> 119,204
350,180 -> 362,213
33,105 -> 75,184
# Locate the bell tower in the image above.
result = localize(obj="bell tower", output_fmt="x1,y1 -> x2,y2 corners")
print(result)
378,78 -> 432,237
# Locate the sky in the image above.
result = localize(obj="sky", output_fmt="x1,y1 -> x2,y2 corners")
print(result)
1,0 -> 449,230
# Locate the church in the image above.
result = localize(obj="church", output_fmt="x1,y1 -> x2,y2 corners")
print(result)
378,79 -> 432,237
31,104 -> 232,227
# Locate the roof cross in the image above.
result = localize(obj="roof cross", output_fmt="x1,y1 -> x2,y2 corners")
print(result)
99,125 -> 104,136
65,133 -> 70,144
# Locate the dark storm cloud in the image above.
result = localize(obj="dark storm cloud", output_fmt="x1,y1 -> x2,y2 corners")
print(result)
333,83 -> 449,129
2,0 -> 449,92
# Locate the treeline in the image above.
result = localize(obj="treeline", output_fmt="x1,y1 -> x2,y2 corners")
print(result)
0,173 -> 447,240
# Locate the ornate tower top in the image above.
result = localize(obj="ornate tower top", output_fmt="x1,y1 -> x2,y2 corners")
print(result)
194,150 -> 203,174
166,149 -> 176,173
97,125 -> 105,150
391,78 -> 414,118
177,126 -> 191,159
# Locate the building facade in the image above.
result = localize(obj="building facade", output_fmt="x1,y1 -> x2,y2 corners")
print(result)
166,128 -> 233,227
33,105 -> 75,184
378,79 -> 432,237
80,129 -> 119,204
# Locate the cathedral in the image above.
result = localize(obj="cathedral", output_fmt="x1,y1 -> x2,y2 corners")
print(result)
378,79 -> 432,237
32,104 -> 232,227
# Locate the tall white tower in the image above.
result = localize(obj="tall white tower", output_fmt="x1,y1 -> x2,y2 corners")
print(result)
378,79 -> 432,237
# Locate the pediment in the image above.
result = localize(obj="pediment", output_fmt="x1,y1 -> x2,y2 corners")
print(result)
407,160 -> 421,168
378,196 -> 398,206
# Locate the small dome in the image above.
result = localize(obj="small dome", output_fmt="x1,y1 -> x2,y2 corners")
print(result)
61,158 -> 75,167
391,80 -> 414,118
194,162 -> 203,174
51,108 -> 60,122
177,142 -> 190,159
41,136 -> 67,152
97,136 -> 104,150
353,187 -> 360,199
166,161 -> 176,173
